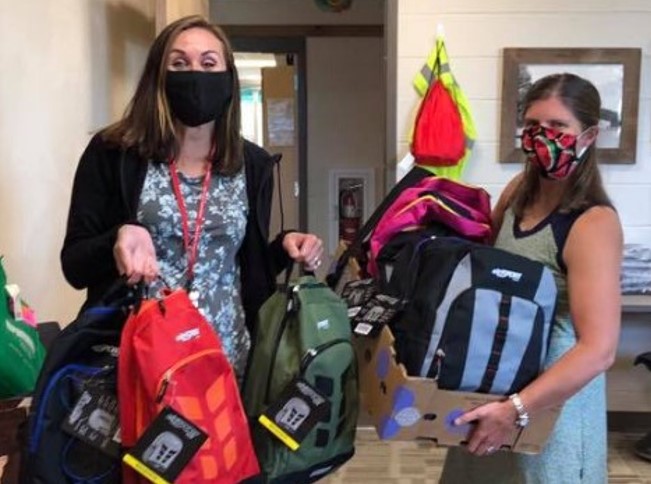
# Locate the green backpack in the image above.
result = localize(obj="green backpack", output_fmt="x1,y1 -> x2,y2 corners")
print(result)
243,273 -> 358,483
0,257 -> 46,398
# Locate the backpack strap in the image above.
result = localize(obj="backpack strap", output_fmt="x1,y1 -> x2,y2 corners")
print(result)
477,293 -> 511,393
271,153 -> 284,231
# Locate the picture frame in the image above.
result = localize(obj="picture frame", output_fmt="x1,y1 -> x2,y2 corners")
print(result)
328,168 -> 375,255
499,48 -> 641,164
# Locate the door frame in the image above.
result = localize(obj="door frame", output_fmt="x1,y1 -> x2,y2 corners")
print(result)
229,36 -> 308,232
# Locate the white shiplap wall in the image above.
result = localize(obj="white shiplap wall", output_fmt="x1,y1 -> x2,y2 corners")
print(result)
394,0 -> 651,245
393,0 -> 651,411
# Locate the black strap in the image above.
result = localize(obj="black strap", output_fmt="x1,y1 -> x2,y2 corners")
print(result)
272,153 -> 284,232
99,276 -> 144,306
478,294 -> 511,393
326,165 -> 432,289
118,149 -> 133,220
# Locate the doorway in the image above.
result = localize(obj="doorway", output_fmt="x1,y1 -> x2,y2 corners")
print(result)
232,37 -> 307,236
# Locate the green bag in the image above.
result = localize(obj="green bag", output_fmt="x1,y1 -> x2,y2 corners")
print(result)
243,273 -> 358,483
0,258 -> 46,398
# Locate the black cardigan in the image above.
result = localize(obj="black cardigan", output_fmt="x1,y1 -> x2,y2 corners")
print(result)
61,134 -> 290,332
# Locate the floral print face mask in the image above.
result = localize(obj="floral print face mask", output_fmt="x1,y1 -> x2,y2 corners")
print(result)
521,124 -> 592,180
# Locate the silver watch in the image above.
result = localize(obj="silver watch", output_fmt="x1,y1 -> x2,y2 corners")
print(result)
509,393 -> 530,428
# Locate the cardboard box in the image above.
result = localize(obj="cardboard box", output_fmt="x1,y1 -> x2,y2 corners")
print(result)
355,326 -> 560,454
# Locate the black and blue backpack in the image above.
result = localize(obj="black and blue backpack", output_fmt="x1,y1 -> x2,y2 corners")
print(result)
20,282 -> 139,484
382,235 -> 558,395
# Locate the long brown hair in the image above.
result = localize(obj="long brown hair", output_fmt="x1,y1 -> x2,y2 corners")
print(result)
511,73 -> 612,217
101,15 -> 243,175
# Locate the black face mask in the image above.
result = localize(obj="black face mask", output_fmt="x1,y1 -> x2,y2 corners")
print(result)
165,70 -> 233,127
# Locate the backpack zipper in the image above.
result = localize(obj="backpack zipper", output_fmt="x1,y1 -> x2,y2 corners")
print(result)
154,348 -> 220,403
299,339 -> 353,374
433,348 -> 446,381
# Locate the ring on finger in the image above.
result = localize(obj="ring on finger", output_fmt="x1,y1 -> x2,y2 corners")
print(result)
486,446 -> 496,454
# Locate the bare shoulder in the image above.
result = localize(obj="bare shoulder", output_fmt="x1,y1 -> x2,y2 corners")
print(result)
571,206 -> 621,239
565,205 -> 622,258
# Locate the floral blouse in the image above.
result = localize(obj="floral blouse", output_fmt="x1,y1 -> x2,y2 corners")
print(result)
137,161 -> 250,377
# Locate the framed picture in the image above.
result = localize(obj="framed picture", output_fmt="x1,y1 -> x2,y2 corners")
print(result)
499,48 -> 641,164
329,169 -> 375,254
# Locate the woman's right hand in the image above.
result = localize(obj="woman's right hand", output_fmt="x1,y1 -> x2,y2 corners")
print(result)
113,224 -> 159,285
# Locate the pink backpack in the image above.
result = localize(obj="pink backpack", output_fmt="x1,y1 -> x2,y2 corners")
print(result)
368,176 -> 492,276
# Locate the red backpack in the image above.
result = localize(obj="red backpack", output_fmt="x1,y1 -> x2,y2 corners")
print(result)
118,289 -> 260,483
411,81 -> 466,166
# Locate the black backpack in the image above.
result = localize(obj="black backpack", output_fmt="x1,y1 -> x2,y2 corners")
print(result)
386,236 -> 557,395
20,282 -> 139,484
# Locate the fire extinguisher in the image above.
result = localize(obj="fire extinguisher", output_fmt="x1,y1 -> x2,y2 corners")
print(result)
339,187 -> 361,245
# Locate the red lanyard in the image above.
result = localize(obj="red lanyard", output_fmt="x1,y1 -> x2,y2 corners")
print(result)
168,160 -> 212,288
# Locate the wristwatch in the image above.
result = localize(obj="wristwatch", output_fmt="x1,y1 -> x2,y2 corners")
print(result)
509,393 -> 530,428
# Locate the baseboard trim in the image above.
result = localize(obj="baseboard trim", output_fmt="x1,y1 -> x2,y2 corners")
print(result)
608,411 -> 651,432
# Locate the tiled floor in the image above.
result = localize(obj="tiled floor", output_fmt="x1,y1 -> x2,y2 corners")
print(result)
324,428 -> 651,483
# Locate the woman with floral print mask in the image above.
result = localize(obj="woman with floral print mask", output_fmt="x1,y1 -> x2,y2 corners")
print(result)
440,73 -> 622,483
521,121 -> 598,180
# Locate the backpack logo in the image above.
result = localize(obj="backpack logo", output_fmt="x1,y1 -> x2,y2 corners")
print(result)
143,431 -> 184,472
91,344 -> 119,357
175,328 -> 200,343
491,268 -> 522,282
316,319 -> 330,330
276,398 -> 311,431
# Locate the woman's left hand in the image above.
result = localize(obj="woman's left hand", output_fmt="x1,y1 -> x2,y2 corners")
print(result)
283,232 -> 325,272
453,400 -> 518,456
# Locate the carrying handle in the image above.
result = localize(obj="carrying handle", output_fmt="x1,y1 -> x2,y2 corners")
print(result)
99,276 -> 142,305
96,276 -> 146,316
101,274 -> 174,313
282,261 -> 316,291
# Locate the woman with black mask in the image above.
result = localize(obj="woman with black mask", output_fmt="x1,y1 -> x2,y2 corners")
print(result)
60,16 -> 324,380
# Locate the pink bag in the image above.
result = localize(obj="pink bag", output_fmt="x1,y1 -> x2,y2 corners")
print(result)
368,176 -> 492,276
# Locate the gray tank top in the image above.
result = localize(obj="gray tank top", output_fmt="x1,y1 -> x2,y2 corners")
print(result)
493,207 -> 587,319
